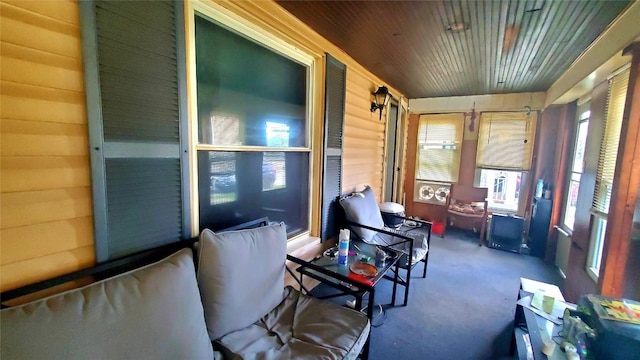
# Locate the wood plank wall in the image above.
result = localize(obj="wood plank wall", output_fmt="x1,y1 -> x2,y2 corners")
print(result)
342,69 -> 386,198
0,0 -> 94,292
0,0 -> 400,291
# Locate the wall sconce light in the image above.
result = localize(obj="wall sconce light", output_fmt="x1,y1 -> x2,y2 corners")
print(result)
370,86 -> 391,120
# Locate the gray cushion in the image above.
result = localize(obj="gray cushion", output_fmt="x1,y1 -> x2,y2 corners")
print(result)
0,248 -> 214,360
373,228 -> 429,266
198,223 -> 287,340
339,185 -> 385,241
216,286 -> 370,360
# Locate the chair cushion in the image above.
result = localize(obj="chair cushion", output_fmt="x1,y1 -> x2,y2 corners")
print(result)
448,200 -> 485,216
215,286 -> 370,360
339,185 -> 385,241
198,223 -> 287,340
0,248 -> 214,360
371,228 -> 429,266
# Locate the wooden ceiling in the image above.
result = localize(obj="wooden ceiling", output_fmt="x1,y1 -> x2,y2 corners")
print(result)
276,0 -> 632,99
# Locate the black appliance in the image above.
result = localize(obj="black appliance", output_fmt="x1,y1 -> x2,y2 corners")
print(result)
489,214 -> 524,253
577,294 -> 640,360
529,197 -> 552,258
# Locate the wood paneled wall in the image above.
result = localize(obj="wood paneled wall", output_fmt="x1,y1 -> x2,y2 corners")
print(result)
600,43 -> 640,299
0,0 -> 399,291
0,0 -> 94,292
342,70 -> 386,198
530,105 -> 574,264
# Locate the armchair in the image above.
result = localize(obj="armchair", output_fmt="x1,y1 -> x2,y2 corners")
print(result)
197,222 -> 371,359
338,186 -> 432,306
443,184 -> 489,246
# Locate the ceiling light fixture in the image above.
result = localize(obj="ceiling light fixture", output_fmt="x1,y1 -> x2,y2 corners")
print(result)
370,86 -> 391,121
446,22 -> 468,33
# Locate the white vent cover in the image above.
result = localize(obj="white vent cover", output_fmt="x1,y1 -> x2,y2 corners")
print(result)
414,181 -> 450,206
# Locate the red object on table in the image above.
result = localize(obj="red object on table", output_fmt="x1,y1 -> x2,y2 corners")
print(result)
347,272 -> 374,286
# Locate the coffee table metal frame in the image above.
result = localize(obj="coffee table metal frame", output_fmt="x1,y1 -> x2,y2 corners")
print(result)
286,238 -> 409,360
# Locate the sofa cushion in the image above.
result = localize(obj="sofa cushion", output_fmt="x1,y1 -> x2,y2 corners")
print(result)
198,223 -> 287,340
339,185 -> 385,241
216,286 -> 370,360
0,248 -> 214,360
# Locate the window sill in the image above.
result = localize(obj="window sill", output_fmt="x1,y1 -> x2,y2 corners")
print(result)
586,266 -> 599,283
555,226 -> 572,238
287,234 -> 322,256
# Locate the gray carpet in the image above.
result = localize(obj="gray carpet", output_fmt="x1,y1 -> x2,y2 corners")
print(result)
312,228 -> 563,360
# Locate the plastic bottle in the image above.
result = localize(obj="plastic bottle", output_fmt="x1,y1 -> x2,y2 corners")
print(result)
338,229 -> 350,265
535,179 -> 544,198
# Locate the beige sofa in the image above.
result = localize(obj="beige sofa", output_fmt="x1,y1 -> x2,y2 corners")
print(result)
0,223 -> 370,359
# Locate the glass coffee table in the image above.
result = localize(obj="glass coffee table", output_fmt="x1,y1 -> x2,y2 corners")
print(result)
287,240 -> 403,321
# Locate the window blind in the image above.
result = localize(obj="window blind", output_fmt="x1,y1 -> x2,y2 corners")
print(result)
592,68 -> 630,215
416,114 -> 464,183
476,112 -> 535,171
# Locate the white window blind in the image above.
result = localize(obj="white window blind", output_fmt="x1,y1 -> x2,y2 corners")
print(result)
592,68 -> 630,215
476,112 -> 535,171
416,113 -> 464,183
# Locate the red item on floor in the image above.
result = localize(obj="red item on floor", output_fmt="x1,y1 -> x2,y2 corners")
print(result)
431,221 -> 444,235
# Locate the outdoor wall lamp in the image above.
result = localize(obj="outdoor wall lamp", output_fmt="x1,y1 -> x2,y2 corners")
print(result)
370,86 -> 391,120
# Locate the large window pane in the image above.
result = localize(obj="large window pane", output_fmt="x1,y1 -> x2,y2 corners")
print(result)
478,169 -> 523,212
587,216 -> 607,281
572,120 -> 589,173
563,176 -> 581,230
198,151 -> 309,237
563,117 -> 589,230
194,11 -> 312,237
195,15 -> 307,148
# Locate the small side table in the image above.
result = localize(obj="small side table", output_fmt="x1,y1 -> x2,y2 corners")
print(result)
512,278 -> 567,360
519,278 -> 564,301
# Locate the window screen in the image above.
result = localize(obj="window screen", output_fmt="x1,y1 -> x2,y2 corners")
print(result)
592,68 -> 630,215
476,112 -> 535,171
416,113 -> 464,183
194,12 -> 311,237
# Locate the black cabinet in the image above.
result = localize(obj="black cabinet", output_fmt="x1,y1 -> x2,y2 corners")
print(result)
529,197 -> 552,258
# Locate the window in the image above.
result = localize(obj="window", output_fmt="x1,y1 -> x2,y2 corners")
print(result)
415,114 -> 464,183
563,111 -> 590,230
587,68 -> 630,279
192,8 -> 314,237
478,169 -> 522,212
587,215 -> 607,281
475,112 -> 535,213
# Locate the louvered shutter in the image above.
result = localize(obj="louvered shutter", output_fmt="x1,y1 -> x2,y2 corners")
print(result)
592,68 -> 630,215
321,54 -> 346,241
82,1 -> 187,260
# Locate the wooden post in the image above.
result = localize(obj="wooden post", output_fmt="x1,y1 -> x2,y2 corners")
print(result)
599,42 -> 640,298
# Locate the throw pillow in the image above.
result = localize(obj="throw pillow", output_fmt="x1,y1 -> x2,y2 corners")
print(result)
197,223 -> 287,340
339,185 -> 385,241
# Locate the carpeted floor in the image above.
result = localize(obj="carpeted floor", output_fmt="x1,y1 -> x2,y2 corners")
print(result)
311,228 -> 563,360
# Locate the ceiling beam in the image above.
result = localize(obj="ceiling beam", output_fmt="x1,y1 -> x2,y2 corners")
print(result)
545,1 -> 640,107
408,92 -> 546,114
